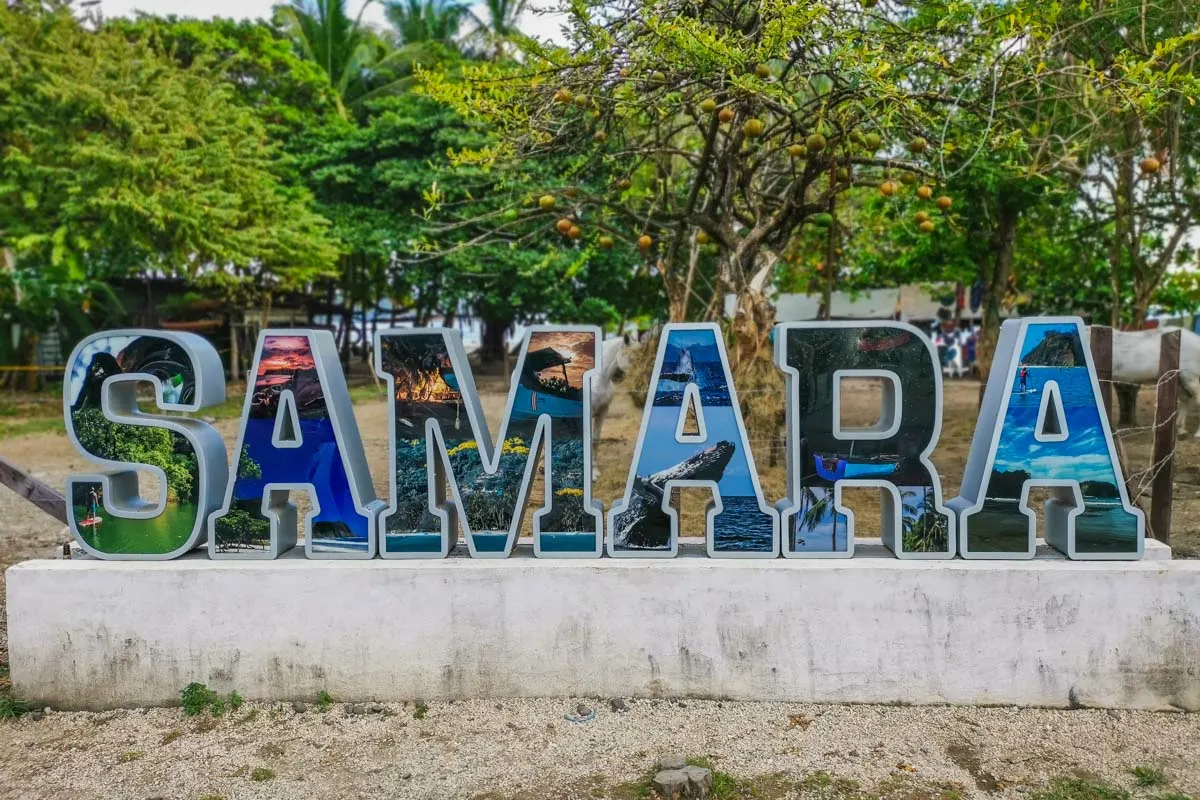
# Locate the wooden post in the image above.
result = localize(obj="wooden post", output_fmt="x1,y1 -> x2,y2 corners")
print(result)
1089,325 -> 1137,501
1092,325 -> 1114,422
0,455 -> 68,525
1149,330 -> 1181,543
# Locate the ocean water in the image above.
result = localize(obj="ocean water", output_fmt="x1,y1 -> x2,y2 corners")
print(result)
653,364 -> 732,406
712,495 -> 775,552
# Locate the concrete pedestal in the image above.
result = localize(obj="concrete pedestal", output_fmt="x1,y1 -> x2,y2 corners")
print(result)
6,539 -> 1197,711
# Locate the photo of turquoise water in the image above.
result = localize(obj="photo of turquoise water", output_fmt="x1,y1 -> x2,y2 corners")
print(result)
965,322 -> 1139,554
611,327 -> 773,553
67,334 -> 204,556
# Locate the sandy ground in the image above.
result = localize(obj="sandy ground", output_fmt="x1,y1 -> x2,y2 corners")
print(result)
1,376 -> 1198,799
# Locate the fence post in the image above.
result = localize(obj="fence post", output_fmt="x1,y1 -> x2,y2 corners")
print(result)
1092,325 -> 1114,421
0,455 -> 68,525
1150,330 -> 1181,544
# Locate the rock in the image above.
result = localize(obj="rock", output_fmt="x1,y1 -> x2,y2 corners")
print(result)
677,701 -> 688,709
401,773 -> 412,780
575,703 -> 594,718
368,703 -> 383,714
506,722 -> 520,731
652,765 -> 712,799
610,698 -> 629,713
293,702 -> 309,713
1106,709 -> 1122,720
660,755 -> 687,770
349,704 -> 369,715
27,711 -> 44,722
849,750 -> 860,758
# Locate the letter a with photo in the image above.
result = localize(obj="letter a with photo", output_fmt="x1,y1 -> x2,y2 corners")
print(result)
608,323 -> 778,558
209,330 -> 382,559
951,318 -> 1143,559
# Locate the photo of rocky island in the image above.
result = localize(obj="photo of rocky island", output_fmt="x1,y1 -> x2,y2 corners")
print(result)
780,325 -> 950,556
379,330 -> 598,555
609,327 -> 775,554
214,335 -> 372,555
66,334 -> 203,556
965,322 -> 1140,555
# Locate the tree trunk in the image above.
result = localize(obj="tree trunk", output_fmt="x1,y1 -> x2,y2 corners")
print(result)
974,204 -> 1020,397
480,318 -> 510,364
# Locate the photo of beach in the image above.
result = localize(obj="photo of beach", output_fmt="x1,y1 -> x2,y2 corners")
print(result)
610,327 -> 775,553
66,334 -> 203,556
214,335 -> 372,555
379,330 -> 599,555
779,325 -> 951,555
964,322 -> 1140,555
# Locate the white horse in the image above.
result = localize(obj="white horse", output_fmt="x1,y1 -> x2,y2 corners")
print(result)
591,334 -> 634,480
1084,326 -> 1200,437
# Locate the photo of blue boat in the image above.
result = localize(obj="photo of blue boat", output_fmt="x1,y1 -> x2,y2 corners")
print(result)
965,322 -> 1140,555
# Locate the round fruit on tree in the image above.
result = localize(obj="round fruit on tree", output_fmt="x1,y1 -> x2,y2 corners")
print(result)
700,98 -> 717,114
880,180 -> 898,197
919,220 -> 936,234
598,235 -> 614,249
1140,156 -> 1161,174
743,118 -> 766,138
539,195 -> 557,210
909,136 -> 927,154
917,185 -> 933,200
806,132 -> 827,152
638,234 -> 653,250
936,195 -> 953,211
556,218 -> 573,234
718,107 -> 735,123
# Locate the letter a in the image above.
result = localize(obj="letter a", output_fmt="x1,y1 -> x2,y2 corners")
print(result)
608,323 -> 778,558
951,318 -> 1143,559
210,330 -> 382,559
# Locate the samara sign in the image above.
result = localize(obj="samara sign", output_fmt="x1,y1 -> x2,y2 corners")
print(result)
62,317 -> 1144,562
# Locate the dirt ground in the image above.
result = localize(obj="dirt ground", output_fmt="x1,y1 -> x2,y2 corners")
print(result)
1,376 -> 1198,799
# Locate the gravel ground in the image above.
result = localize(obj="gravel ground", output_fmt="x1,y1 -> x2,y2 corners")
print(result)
2,699 -> 1198,799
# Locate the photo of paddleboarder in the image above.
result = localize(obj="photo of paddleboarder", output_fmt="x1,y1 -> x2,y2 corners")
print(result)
1019,366 -> 1029,393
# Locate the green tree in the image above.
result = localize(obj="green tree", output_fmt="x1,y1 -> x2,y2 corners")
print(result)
0,3 -> 337,364
274,0 -> 411,118
466,0 -> 529,59
385,0 -> 469,46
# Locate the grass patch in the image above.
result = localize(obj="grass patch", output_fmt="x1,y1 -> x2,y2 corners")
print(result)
0,417 -> 64,438
316,690 -> 333,712
250,767 -> 276,782
413,701 -> 429,719
118,750 -> 145,763
0,693 -> 27,719
1032,777 -> 1131,800
1130,767 -> 1167,789
160,728 -> 183,745
180,682 -> 242,718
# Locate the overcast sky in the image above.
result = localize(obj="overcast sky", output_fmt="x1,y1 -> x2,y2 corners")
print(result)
96,0 -> 569,43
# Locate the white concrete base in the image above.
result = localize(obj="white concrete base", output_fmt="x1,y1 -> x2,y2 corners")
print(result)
7,540 -> 1198,711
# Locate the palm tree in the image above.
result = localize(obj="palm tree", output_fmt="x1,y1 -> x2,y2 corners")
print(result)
273,0 -> 391,117
466,0 -> 528,58
384,0 -> 468,45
